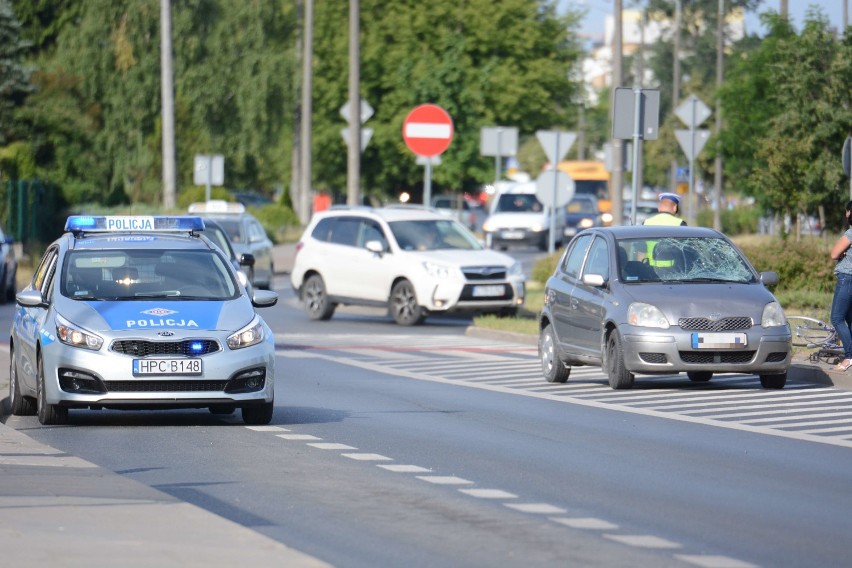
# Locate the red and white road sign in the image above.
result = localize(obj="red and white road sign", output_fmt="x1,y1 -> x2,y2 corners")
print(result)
402,104 -> 454,157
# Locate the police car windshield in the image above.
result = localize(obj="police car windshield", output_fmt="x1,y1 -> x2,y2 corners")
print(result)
62,250 -> 238,300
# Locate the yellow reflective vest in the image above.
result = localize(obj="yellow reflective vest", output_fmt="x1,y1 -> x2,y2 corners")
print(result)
643,213 -> 685,266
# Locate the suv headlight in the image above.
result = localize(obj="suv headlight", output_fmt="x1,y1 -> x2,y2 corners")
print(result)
627,302 -> 670,329
423,261 -> 454,279
227,315 -> 265,349
56,314 -> 103,350
508,261 -> 523,278
761,301 -> 787,328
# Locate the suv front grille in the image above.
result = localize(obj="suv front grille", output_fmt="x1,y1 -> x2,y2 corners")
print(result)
111,339 -> 220,357
462,266 -> 507,281
679,317 -> 752,331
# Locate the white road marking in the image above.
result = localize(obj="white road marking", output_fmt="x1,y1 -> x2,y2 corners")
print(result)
459,488 -> 518,499
675,554 -> 757,568
550,517 -> 618,530
246,425 -> 290,432
307,443 -> 357,450
377,464 -> 431,473
276,434 -> 322,441
604,534 -> 681,549
504,503 -> 567,514
416,475 -> 474,485
341,453 -> 392,461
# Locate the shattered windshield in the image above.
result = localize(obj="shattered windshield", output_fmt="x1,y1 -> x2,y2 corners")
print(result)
617,237 -> 756,284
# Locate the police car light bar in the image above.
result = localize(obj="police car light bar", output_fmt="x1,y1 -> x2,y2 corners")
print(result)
65,216 -> 206,234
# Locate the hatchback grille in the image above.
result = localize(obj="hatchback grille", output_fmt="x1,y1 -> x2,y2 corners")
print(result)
105,380 -> 228,392
462,266 -> 507,281
111,339 -> 220,357
639,352 -> 667,364
678,317 -> 752,331
680,351 -> 756,364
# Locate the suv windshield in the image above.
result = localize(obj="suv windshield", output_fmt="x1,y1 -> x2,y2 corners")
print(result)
494,193 -> 543,213
389,220 -> 482,251
62,249 -> 238,300
618,237 -> 756,284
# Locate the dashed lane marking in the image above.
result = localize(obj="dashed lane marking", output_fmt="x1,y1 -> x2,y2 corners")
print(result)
504,503 -> 567,515
340,453 -> 392,461
550,517 -> 618,530
604,534 -> 682,549
459,489 -> 518,499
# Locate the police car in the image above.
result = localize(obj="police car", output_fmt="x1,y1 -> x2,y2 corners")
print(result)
8,216 -> 279,425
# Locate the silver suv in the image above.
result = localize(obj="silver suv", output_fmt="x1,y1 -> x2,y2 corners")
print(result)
290,207 -> 525,325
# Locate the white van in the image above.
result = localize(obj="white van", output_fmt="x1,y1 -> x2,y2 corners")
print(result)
482,182 -> 566,251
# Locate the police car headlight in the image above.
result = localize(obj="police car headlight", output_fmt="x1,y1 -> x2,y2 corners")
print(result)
423,261 -> 453,279
627,302 -> 670,329
56,314 -> 103,350
227,316 -> 265,349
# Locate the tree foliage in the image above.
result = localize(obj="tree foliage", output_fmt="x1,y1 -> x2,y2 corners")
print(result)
0,0 -> 32,148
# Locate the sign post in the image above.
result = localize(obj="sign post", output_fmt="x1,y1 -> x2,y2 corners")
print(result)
403,104 -> 454,206
194,154 -> 224,202
612,87 -> 660,225
535,130 -> 576,253
674,94 -> 712,225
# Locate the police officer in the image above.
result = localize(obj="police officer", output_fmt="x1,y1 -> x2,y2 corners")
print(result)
644,193 -> 686,226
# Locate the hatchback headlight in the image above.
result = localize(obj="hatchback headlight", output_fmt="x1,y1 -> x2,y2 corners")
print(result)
56,314 -> 103,350
761,301 -> 787,328
627,302 -> 670,329
227,316 -> 265,349
423,261 -> 454,279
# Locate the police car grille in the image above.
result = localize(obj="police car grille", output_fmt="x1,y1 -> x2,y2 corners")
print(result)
111,339 -> 220,356
105,380 -> 227,392
678,317 -> 752,331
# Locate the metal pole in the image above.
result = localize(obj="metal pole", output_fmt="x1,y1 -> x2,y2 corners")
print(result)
300,0 -> 314,222
713,0 -> 724,231
610,0 -> 624,226
346,0 -> 361,206
630,88 -> 642,226
205,155 -> 212,202
160,0 -> 176,209
549,133 -> 559,254
424,160 -> 432,207
689,97 -> 696,225
670,0 -> 682,196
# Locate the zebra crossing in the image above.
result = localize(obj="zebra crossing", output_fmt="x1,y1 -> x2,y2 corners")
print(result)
277,333 -> 852,448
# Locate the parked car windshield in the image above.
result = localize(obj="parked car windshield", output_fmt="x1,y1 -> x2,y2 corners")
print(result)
617,236 -> 756,284
389,219 -> 482,251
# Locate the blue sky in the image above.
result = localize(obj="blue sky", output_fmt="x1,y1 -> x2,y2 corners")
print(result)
565,1 -> 847,40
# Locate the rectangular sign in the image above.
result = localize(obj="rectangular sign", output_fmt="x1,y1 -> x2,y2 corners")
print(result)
612,88 -> 660,141
480,127 -> 519,157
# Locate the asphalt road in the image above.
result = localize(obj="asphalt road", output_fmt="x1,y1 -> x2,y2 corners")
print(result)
4,277 -> 852,567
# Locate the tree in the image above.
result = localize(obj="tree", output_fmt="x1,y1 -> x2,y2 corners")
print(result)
0,0 -> 32,147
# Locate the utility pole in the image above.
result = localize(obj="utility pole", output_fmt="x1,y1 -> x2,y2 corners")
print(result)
347,0 -> 361,206
610,0 -> 624,226
299,0 -> 314,223
780,0 -> 788,18
713,0 -> 724,231
160,0 -> 176,209
670,0 -> 682,197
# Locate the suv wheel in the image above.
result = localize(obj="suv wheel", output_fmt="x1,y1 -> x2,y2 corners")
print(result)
390,280 -> 426,326
303,274 -> 336,320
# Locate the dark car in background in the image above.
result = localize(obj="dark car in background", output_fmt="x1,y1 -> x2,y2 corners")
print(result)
0,223 -> 17,303
563,194 -> 602,240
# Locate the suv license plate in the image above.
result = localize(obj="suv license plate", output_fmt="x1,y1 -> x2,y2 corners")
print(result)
133,358 -> 203,376
472,285 -> 505,297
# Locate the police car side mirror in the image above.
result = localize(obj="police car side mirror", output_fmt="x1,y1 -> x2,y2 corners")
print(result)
251,289 -> 278,308
240,253 -> 256,267
16,289 -> 47,308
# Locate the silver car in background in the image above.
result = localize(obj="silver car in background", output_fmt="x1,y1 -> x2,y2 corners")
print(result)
538,226 -> 791,389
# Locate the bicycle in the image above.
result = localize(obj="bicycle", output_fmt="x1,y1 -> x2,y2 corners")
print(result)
786,315 -> 844,365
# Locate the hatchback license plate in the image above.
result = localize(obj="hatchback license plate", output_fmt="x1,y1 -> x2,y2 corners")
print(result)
691,333 -> 747,349
133,358 -> 203,376
472,285 -> 505,298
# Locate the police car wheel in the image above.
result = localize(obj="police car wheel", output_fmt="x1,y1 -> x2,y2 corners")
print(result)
36,356 -> 68,425
242,401 -> 274,425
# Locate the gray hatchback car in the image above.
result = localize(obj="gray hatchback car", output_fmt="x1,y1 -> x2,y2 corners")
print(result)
538,226 -> 791,389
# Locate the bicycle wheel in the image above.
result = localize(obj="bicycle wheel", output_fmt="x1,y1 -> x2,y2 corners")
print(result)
787,315 -> 835,347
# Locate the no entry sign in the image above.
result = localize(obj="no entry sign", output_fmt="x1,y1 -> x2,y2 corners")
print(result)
402,104 -> 453,157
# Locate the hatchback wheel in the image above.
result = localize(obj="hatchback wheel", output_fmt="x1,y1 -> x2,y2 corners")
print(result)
390,280 -> 425,326
37,356 -> 68,425
605,330 -> 634,389
759,372 -> 787,389
9,345 -> 35,416
539,323 -> 570,383
303,274 -> 336,320
687,371 -> 713,382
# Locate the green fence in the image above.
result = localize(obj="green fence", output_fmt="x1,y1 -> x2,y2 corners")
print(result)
2,179 -> 64,245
